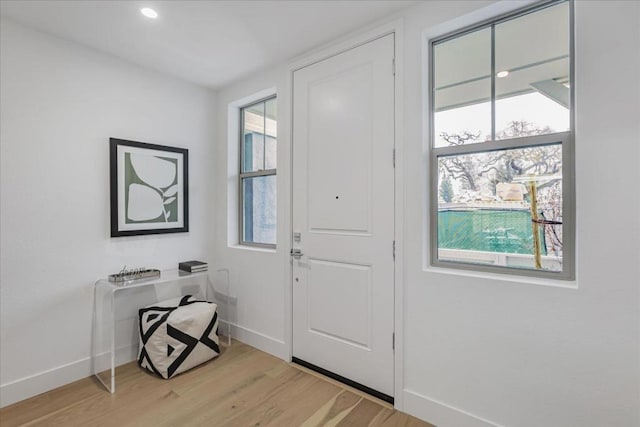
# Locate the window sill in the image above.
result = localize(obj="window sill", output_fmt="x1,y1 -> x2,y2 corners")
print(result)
423,265 -> 578,290
229,244 -> 277,254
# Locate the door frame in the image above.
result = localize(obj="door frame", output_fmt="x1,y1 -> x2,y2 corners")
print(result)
285,18 -> 406,410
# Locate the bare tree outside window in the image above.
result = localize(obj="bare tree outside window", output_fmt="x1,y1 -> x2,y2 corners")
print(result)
438,121 -> 563,266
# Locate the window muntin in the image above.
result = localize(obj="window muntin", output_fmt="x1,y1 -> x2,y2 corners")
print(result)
240,96 -> 277,247
430,1 -> 573,279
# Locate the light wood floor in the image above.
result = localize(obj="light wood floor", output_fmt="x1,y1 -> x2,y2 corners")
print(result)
0,341 -> 433,427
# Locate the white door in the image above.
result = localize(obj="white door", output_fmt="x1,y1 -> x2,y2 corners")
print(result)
292,34 -> 395,398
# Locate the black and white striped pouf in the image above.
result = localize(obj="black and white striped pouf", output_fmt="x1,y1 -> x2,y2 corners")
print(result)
138,295 -> 220,379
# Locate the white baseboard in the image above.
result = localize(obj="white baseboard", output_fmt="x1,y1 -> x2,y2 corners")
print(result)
0,357 -> 92,408
222,320 -> 288,361
1,322 -> 287,409
403,389 -> 503,427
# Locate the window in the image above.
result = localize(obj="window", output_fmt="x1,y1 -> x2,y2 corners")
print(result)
430,1 -> 574,279
240,96 -> 277,247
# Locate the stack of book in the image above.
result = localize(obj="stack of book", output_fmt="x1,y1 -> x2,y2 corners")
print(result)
178,260 -> 208,273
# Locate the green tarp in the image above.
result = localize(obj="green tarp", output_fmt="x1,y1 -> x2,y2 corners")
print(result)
438,209 -> 547,255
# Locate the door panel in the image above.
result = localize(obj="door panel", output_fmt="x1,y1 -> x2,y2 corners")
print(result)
292,34 -> 395,397
307,62 -> 373,234
307,259 -> 372,348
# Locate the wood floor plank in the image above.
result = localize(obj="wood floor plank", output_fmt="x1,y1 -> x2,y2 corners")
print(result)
215,370 -> 330,426
336,396 -> 384,427
370,407 -> 435,427
245,373 -> 345,427
160,364 -> 304,426
0,340 -> 434,427
106,347 -> 283,427
302,390 -> 363,427
0,376 -> 102,427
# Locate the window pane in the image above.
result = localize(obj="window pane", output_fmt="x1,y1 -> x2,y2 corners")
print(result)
242,175 -> 277,245
433,27 -> 491,147
265,97 -> 277,170
437,144 -> 563,272
495,2 -> 570,139
242,102 -> 265,172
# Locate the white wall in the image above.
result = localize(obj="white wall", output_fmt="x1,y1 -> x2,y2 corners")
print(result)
211,1 -> 639,426
0,19 -> 217,406
403,2 -> 639,426
211,65 -> 291,359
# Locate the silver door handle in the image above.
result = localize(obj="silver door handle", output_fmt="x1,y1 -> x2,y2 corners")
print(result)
290,248 -> 304,258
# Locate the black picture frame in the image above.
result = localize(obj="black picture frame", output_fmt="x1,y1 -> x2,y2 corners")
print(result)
110,138 -> 189,237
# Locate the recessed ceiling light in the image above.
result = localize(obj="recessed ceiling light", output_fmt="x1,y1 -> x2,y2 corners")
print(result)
140,8 -> 158,19
496,70 -> 510,78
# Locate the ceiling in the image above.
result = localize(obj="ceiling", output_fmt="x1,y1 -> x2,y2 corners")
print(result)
0,0 -> 417,90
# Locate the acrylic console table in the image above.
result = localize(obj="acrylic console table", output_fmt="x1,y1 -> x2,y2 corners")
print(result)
92,269 -> 230,393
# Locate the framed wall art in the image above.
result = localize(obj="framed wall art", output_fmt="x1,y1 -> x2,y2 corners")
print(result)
110,138 -> 189,237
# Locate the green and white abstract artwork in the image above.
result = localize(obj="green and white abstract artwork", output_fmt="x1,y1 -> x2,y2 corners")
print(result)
110,138 -> 189,237
125,153 -> 178,223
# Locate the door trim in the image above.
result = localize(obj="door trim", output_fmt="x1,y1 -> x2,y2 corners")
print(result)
285,18 -> 405,410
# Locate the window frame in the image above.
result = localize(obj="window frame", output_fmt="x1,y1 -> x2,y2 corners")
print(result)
428,0 -> 575,280
238,95 -> 277,249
